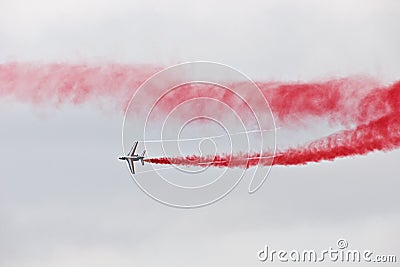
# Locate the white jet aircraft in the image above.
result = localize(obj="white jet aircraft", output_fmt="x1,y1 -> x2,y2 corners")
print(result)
119,141 -> 146,174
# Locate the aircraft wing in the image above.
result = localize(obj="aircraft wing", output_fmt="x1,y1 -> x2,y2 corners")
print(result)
127,158 -> 135,174
128,141 -> 138,157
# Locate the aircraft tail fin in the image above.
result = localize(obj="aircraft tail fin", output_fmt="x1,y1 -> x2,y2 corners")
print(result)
141,150 -> 146,165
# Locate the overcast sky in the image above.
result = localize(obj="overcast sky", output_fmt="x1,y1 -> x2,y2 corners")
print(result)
1,0 -> 399,266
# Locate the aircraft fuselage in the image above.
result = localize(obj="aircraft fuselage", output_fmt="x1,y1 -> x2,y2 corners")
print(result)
119,155 -> 144,161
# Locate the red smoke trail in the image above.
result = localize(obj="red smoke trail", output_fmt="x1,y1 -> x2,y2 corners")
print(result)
0,63 -> 385,126
144,154 -> 274,168
146,81 -> 400,167
1,63 -> 400,166
260,77 -> 382,127
0,63 -> 160,109
125,76 -> 387,128
145,111 -> 400,167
